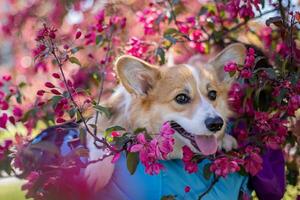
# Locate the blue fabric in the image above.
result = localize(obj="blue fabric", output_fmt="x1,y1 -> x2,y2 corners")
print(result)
94,154 -> 250,200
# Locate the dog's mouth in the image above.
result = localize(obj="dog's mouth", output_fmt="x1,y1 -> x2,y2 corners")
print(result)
170,121 -> 218,156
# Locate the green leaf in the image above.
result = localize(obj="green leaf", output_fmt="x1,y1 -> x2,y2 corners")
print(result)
96,35 -> 104,45
69,56 -> 81,66
163,28 -> 179,37
198,6 -> 208,16
161,195 -> 177,200
93,104 -> 112,119
264,68 -> 277,80
51,95 -> 63,109
133,127 -> 147,135
156,47 -> 165,65
104,126 -> 126,138
229,71 -> 236,77
22,108 -> 37,122
260,0 -> 265,8
164,35 -> 177,44
18,82 -> 27,88
203,163 -> 212,180
16,90 -> 22,104
126,152 -> 139,175
68,107 -> 77,118
71,46 -> 84,54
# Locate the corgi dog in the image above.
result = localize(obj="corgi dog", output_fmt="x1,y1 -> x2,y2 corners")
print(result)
84,43 -> 248,192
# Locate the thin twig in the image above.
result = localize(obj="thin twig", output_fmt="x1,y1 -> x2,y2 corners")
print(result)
198,175 -> 220,200
51,46 -> 115,153
93,29 -> 114,135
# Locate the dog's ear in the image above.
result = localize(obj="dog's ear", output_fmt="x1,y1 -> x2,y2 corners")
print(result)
115,55 -> 160,95
207,43 -> 247,82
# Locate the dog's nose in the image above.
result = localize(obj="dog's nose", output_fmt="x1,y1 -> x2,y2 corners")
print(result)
205,116 -> 224,132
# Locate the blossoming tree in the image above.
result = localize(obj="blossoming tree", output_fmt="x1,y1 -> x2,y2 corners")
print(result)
0,0 -> 299,199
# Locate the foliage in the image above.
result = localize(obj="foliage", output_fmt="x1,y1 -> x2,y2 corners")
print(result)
0,0 -> 299,199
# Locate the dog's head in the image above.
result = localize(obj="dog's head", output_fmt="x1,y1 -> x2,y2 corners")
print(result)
115,43 -> 247,157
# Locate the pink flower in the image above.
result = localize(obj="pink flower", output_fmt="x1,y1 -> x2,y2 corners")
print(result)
0,113 -> 8,129
0,101 -> 9,110
177,21 -> 189,34
210,157 -> 241,177
189,30 -> 206,54
254,112 -> 270,132
75,31 -> 82,39
263,136 -> 281,149
45,82 -> 55,88
224,61 -> 238,72
2,75 -> 11,81
125,37 -> 149,58
260,27 -> 272,48
111,152 -> 121,163
276,42 -> 289,58
128,122 -> 175,175
184,186 -> 191,193
13,106 -> 23,119
111,131 -> 121,137
136,7 -> 164,35
244,146 -> 263,176
228,83 -> 244,113
241,69 -> 252,79
244,48 -> 255,68
182,146 -> 198,173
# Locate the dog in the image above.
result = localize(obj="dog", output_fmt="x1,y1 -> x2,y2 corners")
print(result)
84,43 -> 247,193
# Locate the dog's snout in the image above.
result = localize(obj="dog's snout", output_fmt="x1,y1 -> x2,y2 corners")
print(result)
205,116 -> 224,132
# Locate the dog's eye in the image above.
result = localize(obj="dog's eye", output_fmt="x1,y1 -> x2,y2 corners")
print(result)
175,94 -> 191,104
208,90 -> 217,101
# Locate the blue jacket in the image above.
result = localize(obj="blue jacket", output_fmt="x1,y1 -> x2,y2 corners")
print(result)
94,153 -> 250,200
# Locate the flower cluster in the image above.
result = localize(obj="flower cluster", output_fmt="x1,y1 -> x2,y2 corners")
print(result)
129,122 -> 175,175
182,145 -> 198,173
136,4 -> 165,35
226,0 -> 260,19
210,157 -> 241,177
125,37 -> 149,59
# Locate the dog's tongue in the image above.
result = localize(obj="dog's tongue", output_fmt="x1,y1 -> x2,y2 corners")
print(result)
194,135 -> 218,155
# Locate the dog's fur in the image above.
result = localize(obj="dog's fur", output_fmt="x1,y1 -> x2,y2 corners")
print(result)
84,43 -> 247,192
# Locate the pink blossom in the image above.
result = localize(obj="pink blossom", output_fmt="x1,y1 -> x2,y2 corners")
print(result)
228,83 -> 244,113
224,61 -> 238,72
244,146 -> 263,176
210,157 -> 241,177
184,186 -> 191,193
276,42 -> 289,58
244,48 -> 255,68
2,75 -> 11,81
260,27 -> 273,48
45,82 -> 55,88
75,31 -> 82,39
129,122 -> 175,175
13,107 -> 23,118
0,101 -> 9,110
125,37 -> 149,58
182,145 -> 198,173
189,30 -> 206,54
0,113 -> 8,129
111,131 -> 121,137
136,7 -> 164,35
263,136 -> 281,149
111,152 -> 121,163
254,112 -> 271,132
241,69 -> 252,78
